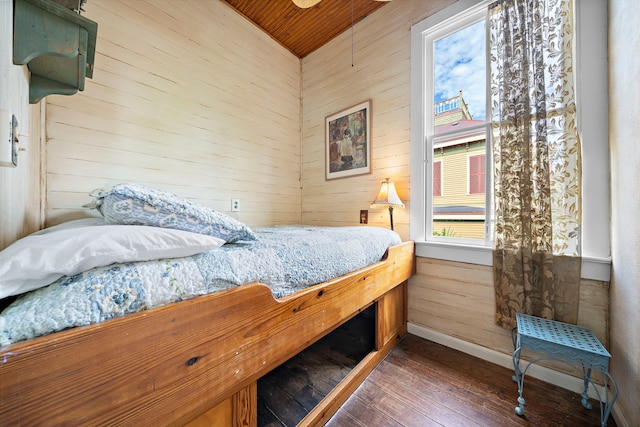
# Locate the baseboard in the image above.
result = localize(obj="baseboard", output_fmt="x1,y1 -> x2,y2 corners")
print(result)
610,405 -> 632,427
407,323 -> 628,427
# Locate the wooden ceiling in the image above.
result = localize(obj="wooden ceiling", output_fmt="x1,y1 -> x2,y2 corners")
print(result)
221,0 -> 390,58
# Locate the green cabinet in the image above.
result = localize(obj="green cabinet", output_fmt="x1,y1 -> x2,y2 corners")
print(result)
13,0 -> 97,103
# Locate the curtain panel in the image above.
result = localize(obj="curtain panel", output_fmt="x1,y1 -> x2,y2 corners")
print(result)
489,0 -> 582,329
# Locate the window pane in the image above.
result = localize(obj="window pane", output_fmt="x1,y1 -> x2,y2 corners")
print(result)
431,20 -> 486,239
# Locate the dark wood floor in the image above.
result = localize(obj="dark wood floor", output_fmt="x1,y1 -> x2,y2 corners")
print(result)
257,306 -> 376,427
327,334 -> 617,427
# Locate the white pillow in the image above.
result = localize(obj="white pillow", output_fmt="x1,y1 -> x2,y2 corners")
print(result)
0,218 -> 225,299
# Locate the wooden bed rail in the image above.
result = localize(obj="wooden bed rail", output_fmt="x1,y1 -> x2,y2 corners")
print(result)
0,241 -> 414,426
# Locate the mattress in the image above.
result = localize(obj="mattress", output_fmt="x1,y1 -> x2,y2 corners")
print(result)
0,225 -> 401,345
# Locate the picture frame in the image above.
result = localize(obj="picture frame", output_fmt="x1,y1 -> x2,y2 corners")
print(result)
325,100 -> 371,180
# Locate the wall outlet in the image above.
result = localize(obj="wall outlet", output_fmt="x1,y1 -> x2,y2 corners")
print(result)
231,198 -> 240,212
360,210 -> 368,224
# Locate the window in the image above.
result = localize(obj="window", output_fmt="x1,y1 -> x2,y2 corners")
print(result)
469,154 -> 485,195
414,2 -> 491,244
433,160 -> 442,197
410,0 -> 611,280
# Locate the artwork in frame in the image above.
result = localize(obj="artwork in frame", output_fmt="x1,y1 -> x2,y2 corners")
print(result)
325,100 -> 371,180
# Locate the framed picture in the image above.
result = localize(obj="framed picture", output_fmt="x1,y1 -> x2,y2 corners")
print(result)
325,100 -> 371,180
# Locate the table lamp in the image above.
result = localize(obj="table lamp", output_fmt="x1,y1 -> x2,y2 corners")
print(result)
370,178 -> 404,230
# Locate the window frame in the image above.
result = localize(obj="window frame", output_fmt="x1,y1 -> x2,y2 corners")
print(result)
409,0 -> 611,280
412,1 -> 492,257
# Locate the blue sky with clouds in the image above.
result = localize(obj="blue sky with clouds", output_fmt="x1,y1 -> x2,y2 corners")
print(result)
434,20 -> 486,120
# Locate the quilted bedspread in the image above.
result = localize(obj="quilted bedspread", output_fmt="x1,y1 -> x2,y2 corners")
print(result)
0,226 -> 401,345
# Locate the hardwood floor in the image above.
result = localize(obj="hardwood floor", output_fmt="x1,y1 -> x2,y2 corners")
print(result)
257,306 -> 376,427
326,334 -> 617,427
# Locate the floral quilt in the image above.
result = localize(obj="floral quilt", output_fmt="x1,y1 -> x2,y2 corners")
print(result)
0,226 -> 401,345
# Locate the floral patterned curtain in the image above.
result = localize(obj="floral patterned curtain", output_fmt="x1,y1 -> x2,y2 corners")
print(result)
489,0 -> 582,329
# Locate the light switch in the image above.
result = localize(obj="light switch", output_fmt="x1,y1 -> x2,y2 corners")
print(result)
0,109 -> 18,168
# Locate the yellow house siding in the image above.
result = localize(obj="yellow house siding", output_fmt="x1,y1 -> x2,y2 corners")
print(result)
432,221 -> 484,239
434,141 -> 485,207
432,141 -> 485,238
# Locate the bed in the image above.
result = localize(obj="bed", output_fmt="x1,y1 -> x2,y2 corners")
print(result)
0,184 -> 414,426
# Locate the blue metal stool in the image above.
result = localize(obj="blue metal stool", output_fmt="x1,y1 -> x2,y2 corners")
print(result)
511,313 -> 618,427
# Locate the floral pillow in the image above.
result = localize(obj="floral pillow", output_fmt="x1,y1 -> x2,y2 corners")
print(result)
85,183 -> 257,243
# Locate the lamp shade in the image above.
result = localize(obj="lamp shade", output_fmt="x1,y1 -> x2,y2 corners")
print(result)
370,178 -> 404,209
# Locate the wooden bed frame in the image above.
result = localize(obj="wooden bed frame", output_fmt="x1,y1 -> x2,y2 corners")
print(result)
0,241 -> 414,426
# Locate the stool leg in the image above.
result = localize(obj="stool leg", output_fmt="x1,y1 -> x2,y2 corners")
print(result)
600,372 -> 618,427
511,327 -> 521,384
516,396 -> 526,416
512,347 -> 525,416
581,367 -> 593,410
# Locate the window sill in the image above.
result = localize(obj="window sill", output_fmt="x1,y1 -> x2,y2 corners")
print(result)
415,241 -> 611,282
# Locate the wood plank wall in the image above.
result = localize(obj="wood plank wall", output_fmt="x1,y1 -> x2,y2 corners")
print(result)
0,1 -> 42,251
409,258 -> 610,355
44,0 -> 302,228
300,0 -> 456,240
0,103 -> 42,251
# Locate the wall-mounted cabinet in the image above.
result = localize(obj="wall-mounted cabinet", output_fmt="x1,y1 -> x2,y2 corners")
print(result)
13,0 -> 97,104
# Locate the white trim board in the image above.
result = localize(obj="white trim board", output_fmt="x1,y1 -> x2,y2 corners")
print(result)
407,323 -> 628,427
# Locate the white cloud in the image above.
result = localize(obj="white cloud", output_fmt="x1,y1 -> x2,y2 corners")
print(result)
434,20 -> 486,120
